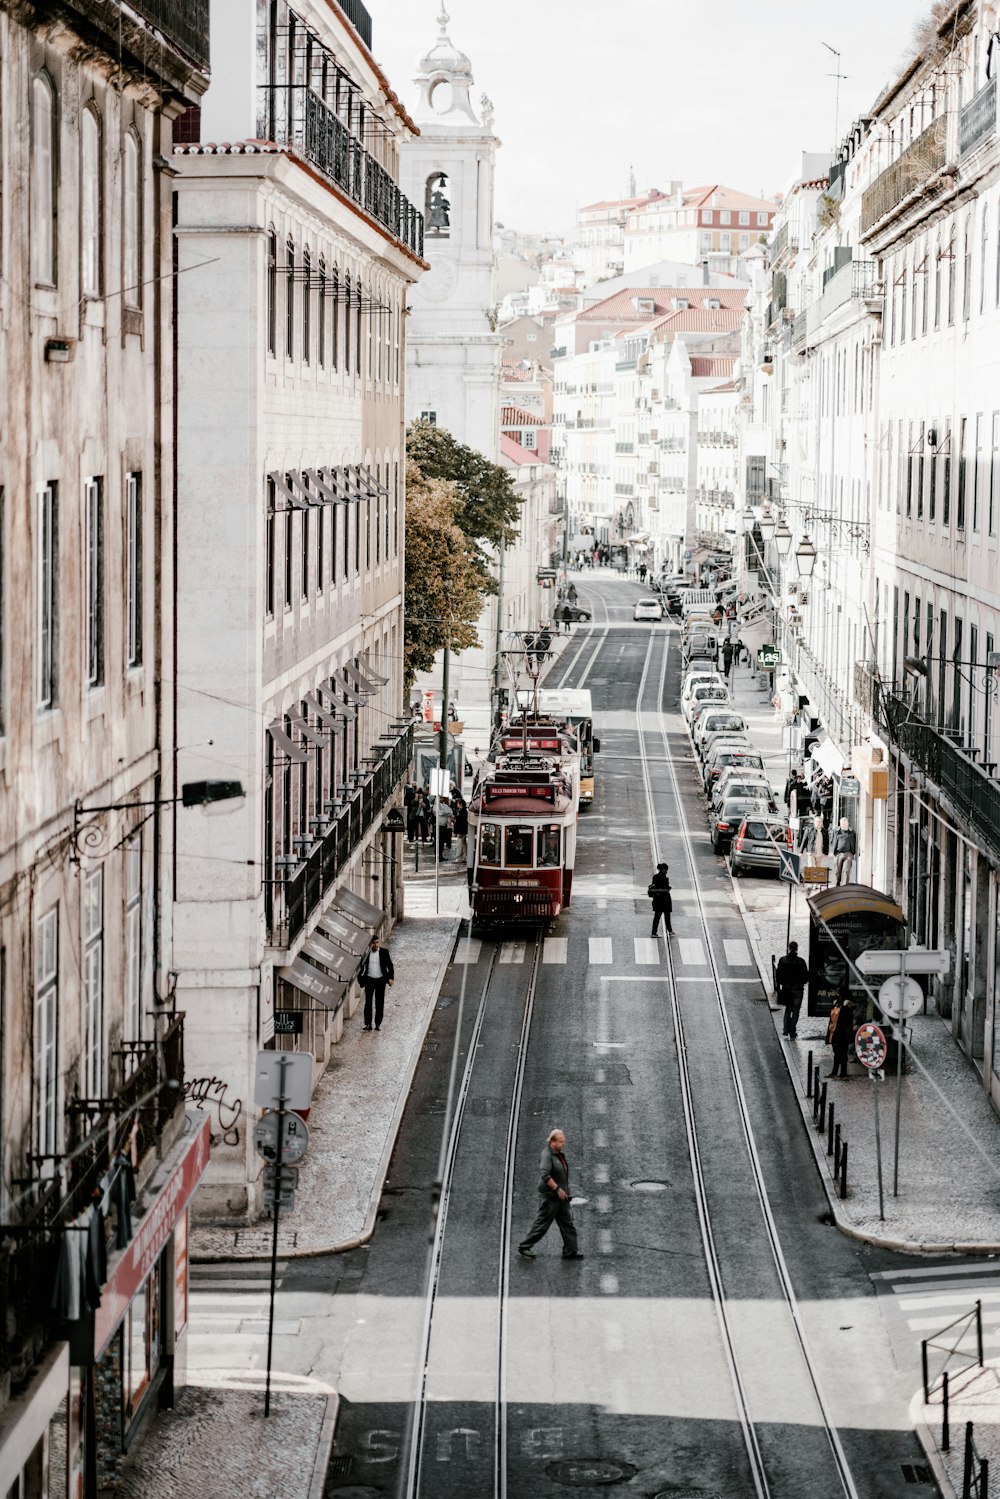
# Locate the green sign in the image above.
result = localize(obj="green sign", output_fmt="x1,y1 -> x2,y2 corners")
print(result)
757,645 -> 782,668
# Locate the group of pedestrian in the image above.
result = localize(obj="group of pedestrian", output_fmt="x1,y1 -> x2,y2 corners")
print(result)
776,939 -> 857,1077
403,779 -> 468,862
783,766 -> 857,885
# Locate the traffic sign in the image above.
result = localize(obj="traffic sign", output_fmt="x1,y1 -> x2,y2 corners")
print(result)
778,849 -> 801,884
263,1164 -> 300,1190
878,975 -> 923,1021
253,1111 -> 310,1164
856,947 -> 951,977
254,1050 -> 314,1110
262,1187 -> 295,1212
855,1022 -> 887,1070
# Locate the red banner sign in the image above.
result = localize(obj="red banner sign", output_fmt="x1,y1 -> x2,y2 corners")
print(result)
94,1115 -> 210,1356
483,783 -> 556,805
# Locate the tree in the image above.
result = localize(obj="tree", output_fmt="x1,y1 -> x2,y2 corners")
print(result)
406,419 -> 522,586
403,460 -> 489,688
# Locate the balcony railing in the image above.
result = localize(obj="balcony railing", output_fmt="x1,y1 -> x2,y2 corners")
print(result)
333,0 -> 373,48
1,1013 -> 185,1386
260,86 -> 423,258
697,430 -> 737,448
875,689 -> 1000,864
771,221 -> 798,263
615,441 -> 634,453
960,74 -> 997,158
860,115 -> 947,235
268,722 -> 412,947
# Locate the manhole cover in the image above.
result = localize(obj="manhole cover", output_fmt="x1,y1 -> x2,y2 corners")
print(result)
546,1458 -> 637,1487
631,1179 -> 669,1192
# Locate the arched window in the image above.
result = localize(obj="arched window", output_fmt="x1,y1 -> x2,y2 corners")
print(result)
123,130 -> 141,307
33,73 -> 57,285
266,228 -> 277,355
286,238 -> 295,359
302,247 -> 311,364
81,105 -> 102,297
425,171 -> 450,238
317,256 -> 326,367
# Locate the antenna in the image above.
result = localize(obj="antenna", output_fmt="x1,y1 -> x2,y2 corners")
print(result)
821,41 -> 848,149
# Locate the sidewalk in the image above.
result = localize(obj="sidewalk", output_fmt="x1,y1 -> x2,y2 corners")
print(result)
710,656 -> 1000,1495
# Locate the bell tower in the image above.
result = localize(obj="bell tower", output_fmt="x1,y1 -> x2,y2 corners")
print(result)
400,5 -> 502,460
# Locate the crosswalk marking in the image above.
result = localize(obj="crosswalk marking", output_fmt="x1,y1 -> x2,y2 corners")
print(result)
874,1263 -> 1000,1354
499,942 -> 525,964
589,938 -> 613,964
543,937 -> 568,964
633,937 -> 660,965
456,937 -> 481,965
724,939 -> 751,966
678,938 -> 705,966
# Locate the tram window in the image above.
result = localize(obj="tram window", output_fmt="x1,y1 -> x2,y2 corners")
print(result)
504,826 -> 533,866
480,823 -> 501,865
537,825 -> 561,866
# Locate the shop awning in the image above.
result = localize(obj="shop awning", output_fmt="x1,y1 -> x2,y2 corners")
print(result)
810,735 -> 850,778
336,675 -> 368,707
332,887 -> 383,930
318,908 -> 371,957
267,470 -> 308,510
303,468 -> 343,506
361,655 -> 389,685
278,954 -> 345,1007
267,720 -> 310,763
287,710 -> 327,747
626,531 -> 649,544
345,662 -> 378,696
302,935 -> 359,983
303,692 -> 344,730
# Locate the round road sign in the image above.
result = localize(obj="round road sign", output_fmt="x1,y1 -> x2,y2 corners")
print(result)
253,1111 -> 310,1164
878,974 -> 923,1021
855,1022 -> 887,1070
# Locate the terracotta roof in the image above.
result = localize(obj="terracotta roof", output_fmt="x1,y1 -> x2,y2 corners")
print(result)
690,356 -> 738,378
681,183 -> 779,211
500,433 -> 538,465
500,364 -> 537,381
651,308 -> 744,334
501,404 -> 538,426
578,190 -> 666,214
704,379 -> 739,392
577,286 -> 747,324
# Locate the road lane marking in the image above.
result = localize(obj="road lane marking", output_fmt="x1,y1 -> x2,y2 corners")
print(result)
723,938 -> 751,966
456,937 -> 482,965
633,937 -> 660,964
499,942 -> 525,964
678,938 -> 706,965
589,937 -> 613,964
600,1273 -> 619,1294
543,937 -> 568,964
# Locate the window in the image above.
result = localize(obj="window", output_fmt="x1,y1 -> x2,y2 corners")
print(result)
366,282 -> 373,380
702,210 -> 713,224
316,505 -> 324,594
266,230 -> 277,355
943,422 -> 952,525
126,472 -> 142,667
343,272 -> 351,370
123,131 -> 141,308
355,280 -> 363,376
905,425 -> 914,517
922,242 -> 929,334
330,502 -> 337,589
929,427 -> 938,521
420,410 -> 437,425
365,498 -> 371,569
394,295 -> 400,385
265,482 -> 276,617
991,412 -> 1000,536
393,462 -> 399,555
84,477 -> 104,686
332,266 -> 340,370
916,426 -> 924,520
982,204 -> 990,313
81,106 -> 102,297
33,74 -> 56,285
963,215 -> 973,321
479,823 -> 500,865
757,211 -> 769,226
300,509 -> 309,599
35,906 -> 58,1159
37,483 -> 57,708
286,239 -> 295,359
300,250 -> 313,367
523,429 -> 536,449
537,825 -> 561,865
720,209 -> 731,225
82,871 -> 103,1098
504,825 -> 533,866
948,232 -> 957,324
284,508 -> 293,608
739,210 -> 750,225
958,416 -> 967,529
934,234 -> 942,328
900,261 -> 908,343
974,413 -> 984,531
318,257 -> 326,367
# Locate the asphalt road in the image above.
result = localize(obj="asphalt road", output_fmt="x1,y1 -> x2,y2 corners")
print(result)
325,575 -> 936,1499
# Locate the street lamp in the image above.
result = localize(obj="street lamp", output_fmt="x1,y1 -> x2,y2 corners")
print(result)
773,520 -> 793,557
74,779 -> 246,859
795,534 -> 818,579
758,510 -> 776,541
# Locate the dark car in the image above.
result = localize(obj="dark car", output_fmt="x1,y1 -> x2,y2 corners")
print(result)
711,797 -> 770,855
703,747 -> 765,792
729,815 -> 792,876
561,603 -> 592,622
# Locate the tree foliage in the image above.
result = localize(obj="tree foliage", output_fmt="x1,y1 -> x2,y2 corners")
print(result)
403,460 -> 488,688
406,420 -> 523,580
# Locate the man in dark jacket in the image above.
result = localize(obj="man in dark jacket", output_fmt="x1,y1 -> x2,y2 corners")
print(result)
832,819 -> 857,884
517,1128 -> 583,1259
649,863 -> 673,936
776,940 -> 809,1038
362,937 -> 394,1031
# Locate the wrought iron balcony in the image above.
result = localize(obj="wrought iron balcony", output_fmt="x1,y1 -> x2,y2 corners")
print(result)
771,222 -> 798,263
860,115 -> 947,235
614,441 -> 634,453
260,86 -> 423,258
268,722 -> 413,947
333,0 -> 373,49
1,1014 -> 185,1386
875,688 -> 1000,864
960,74 -> 997,158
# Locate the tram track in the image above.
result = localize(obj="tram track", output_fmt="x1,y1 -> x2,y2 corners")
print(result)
552,580 -> 611,691
403,928 -> 544,1499
635,625 -> 861,1499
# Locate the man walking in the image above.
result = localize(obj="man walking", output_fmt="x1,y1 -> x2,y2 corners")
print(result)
722,639 -> 734,680
648,862 -> 673,936
362,937 -> 394,1031
776,939 -> 809,1039
518,1128 -> 583,1259
832,818 -> 857,885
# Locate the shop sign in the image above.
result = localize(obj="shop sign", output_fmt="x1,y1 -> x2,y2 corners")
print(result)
757,645 -> 782,668
94,1115 -> 210,1357
273,1010 -> 304,1035
174,1210 -> 189,1334
838,775 -> 861,798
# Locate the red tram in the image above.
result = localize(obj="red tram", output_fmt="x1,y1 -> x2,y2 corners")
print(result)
468,721 -> 580,923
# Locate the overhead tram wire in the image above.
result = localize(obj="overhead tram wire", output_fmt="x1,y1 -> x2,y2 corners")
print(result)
638,621 -> 862,1499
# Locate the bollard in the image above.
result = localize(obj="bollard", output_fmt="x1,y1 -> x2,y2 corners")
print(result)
818,1080 -> 828,1132
834,1123 -> 842,1177
827,1101 -> 836,1156
807,1051 -> 814,1098
839,1140 -> 848,1199
813,1076 -> 821,1121
942,1371 -> 950,1453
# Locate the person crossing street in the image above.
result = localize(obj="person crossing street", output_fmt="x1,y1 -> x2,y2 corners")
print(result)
518,1128 -> 583,1260
648,863 -> 673,936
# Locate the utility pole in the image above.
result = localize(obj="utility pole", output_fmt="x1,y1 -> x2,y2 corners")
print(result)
438,642 -> 451,774
492,533 -> 506,726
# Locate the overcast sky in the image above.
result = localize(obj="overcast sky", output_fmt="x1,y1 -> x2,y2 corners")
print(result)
372,0 -> 928,234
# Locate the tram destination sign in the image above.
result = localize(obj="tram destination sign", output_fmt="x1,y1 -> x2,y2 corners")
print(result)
483,782 -> 556,805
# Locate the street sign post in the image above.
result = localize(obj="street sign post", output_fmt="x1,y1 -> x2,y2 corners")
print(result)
856,948 -> 951,977
855,1022 -> 887,1221
878,975 -> 923,1021
254,1050 -> 313,1111
777,847 -> 801,946
253,1111 -> 310,1165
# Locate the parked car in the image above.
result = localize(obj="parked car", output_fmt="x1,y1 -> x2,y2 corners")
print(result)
703,747 -> 766,791
700,729 -> 752,765
711,797 -> 772,855
633,596 -> 664,621
683,683 -> 731,724
729,815 -> 792,876
695,711 -> 748,756
710,773 -> 776,814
